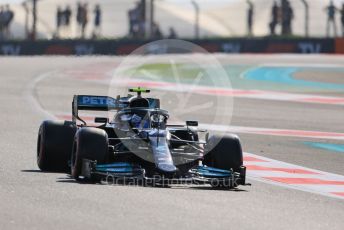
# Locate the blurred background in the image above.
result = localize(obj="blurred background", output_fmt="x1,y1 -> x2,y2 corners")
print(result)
1,0 -> 344,41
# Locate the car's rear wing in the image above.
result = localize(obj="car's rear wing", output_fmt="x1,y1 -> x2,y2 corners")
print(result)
72,95 -> 160,124
72,95 -> 127,124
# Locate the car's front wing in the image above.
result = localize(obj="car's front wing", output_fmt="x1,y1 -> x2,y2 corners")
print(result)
81,159 -> 247,188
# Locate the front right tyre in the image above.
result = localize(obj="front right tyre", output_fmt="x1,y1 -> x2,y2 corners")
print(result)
71,127 -> 109,179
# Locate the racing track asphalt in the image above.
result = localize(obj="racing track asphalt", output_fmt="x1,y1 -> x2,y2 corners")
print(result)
0,55 -> 343,230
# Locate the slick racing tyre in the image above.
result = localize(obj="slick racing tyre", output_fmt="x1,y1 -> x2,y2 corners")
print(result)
37,120 -> 77,172
204,134 -> 244,188
71,127 -> 109,179
204,134 -> 243,173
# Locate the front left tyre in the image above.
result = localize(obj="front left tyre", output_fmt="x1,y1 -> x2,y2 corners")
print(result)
37,120 -> 77,172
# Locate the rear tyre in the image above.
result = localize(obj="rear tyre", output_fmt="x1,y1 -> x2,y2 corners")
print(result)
37,120 -> 77,172
204,134 -> 243,188
71,127 -> 109,179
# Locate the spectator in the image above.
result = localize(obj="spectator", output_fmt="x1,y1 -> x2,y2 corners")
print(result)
92,4 -> 101,38
2,5 -> 14,39
63,5 -> 72,37
281,0 -> 293,36
80,3 -> 89,39
137,1 -> 146,39
152,22 -> 163,39
325,0 -> 338,37
0,6 -> 4,40
128,1 -> 146,39
269,1 -> 279,36
0,5 -> 13,40
0,5 -> 12,40
281,0 -> 288,35
340,3 -> 344,37
168,27 -> 177,39
285,1 -> 294,35
76,2 -> 83,37
55,6 -> 63,38
64,5 -> 72,27
128,8 -> 135,36
22,2 -> 29,39
246,0 -> 254,37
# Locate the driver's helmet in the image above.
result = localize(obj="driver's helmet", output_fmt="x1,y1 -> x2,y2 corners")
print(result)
120,113 -> 150,129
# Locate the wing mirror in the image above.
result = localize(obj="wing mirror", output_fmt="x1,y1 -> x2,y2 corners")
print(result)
95,117 -> 109,123
186,121 -> 198,127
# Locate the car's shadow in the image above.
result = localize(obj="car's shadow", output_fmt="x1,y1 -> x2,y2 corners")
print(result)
187,186 -> 248,192
22,169 -> 250,192
57,178 -> 250,192
56,178 -> 100,185
21,169 -> 62,174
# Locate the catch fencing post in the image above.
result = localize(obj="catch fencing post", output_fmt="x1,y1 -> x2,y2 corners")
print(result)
191,0 -> 200,39
300,0 -> 309,37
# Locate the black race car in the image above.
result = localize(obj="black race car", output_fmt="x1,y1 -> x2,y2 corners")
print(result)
37,88 -> 247,188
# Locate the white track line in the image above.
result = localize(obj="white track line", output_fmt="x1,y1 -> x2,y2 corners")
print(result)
24,71 -> 57,120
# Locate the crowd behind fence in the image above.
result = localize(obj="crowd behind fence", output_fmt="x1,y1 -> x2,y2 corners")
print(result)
0,0 -> 344,41
54,2 -> 102,39
247,0 -> 344,37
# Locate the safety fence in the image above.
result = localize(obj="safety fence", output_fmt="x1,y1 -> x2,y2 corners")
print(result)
0,38 -> 343,55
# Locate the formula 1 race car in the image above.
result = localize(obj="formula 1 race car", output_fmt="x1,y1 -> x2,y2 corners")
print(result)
37,88 -> 246,188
